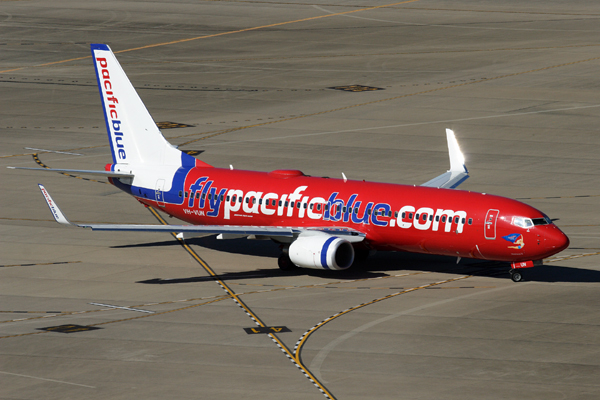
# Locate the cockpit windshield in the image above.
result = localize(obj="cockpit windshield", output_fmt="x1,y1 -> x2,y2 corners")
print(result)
512,215 -> 552,228
533,216 -> 552,225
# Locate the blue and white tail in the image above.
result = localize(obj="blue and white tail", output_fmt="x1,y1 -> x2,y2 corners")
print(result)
91,44 -> 210,170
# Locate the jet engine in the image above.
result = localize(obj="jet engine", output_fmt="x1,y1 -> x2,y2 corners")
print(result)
288,234 -> 354,270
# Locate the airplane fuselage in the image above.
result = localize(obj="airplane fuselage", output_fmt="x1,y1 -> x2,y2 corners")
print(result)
115,165 -> 569,264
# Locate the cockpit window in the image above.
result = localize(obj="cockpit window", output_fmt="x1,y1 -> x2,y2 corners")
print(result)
512,216 -> 534,228
532,216 -> 552,225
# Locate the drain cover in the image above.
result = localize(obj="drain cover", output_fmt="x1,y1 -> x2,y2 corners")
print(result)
38,324 -> 102,334
329,85 -> 384,92
156,121 -> 194,129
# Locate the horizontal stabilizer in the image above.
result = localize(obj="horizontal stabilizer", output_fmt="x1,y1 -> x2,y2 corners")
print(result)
421,129 -> 469,189
10,167 -> 134,178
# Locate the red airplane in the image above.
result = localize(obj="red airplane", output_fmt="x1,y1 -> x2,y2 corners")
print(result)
12,44 -> 569,282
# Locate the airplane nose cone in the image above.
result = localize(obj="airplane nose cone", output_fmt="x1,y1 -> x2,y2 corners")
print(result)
545,225 -> 570,254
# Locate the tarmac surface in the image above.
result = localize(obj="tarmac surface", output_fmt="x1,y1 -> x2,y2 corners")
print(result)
1,1 -> 600,399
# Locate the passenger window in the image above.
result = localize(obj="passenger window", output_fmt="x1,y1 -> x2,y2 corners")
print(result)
395,211 -> 398,218
435,215 -> 440,222
442,216 -> 446,223
226,195 -> 230,201
196,192 -> 200,199
429,215 -> 433,221
409,213 -> 413,219
468,218 -> 473,225
402,212 -> 406,218
415,213 -> 419,220
185,191 -> 188,198
272,199 -> 276,206
220,195 -> 224,201
178,191 -> 182,198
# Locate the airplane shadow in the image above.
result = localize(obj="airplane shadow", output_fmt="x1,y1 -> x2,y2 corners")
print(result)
115,237 -> 600,284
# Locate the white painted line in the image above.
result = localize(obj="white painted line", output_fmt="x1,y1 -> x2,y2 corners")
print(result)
89,302 -> 155,314
0,370 -> 96,388
24,147 -> 83,156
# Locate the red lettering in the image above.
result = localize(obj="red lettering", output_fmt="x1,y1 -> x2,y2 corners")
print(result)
103,80 -> 111,90
96,57 -> 108,68
101,69 -> 110,79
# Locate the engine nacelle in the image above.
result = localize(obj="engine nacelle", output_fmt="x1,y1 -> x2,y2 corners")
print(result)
288,235 -> 354,270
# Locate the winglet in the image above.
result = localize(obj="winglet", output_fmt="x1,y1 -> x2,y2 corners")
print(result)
38,184 -> 73,226
446,129 -> 468,174
421,129 -> 469,189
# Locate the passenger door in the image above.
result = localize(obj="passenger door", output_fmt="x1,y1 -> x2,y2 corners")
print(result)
484,209 -> 499,239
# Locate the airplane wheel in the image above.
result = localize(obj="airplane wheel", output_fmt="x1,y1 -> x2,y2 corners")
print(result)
510,270 -> 523,282
278,253 -> 296,271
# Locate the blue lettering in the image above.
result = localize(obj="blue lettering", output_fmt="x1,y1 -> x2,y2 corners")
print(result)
199,180 -> 213,208
188,177 -> 208,207
342,194 -> 358,223
207,187 -> 227,217
351,201 -> 373,224
324,192 -> 344,222
371,203 -> 391,226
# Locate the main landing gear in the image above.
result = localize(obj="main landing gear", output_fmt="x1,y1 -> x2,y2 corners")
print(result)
277,253 -> 297,271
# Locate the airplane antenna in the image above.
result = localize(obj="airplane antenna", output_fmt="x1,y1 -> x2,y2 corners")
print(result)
230,165 -> 234,170
342,172 -> 347,183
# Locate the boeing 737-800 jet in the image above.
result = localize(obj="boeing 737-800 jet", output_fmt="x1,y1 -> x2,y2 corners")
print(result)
10,44 -> 570,282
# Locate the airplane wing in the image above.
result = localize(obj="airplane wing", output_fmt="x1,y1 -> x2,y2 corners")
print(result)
7,167 -> 134,178
421,129 -> 469,189
38,184 -> 365,242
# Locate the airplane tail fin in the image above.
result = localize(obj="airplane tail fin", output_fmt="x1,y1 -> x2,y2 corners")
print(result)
90,44 -> 211,169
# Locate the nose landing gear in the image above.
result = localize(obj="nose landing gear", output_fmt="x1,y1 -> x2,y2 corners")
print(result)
509,260 -> 542,282
509,269 -> 523,282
